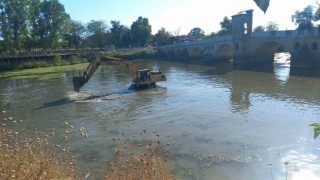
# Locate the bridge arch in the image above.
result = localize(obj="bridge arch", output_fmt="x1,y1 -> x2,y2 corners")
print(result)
252,41 -> 288,63
190,47 -> 203,58
175,48 -> 182,57
294,42 -> 300,51
311,42 -> 318,51
175,48 -> 189,60
215,43 -> 233,61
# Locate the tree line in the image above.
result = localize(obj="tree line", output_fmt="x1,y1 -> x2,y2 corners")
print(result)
0,0 -> 154,55
1,0 -> 320,55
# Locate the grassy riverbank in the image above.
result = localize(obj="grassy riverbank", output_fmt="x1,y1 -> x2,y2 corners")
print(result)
0,63 -> 87,79
0,54 -> 88,72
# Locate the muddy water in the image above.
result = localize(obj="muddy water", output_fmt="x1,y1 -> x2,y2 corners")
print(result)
0,59 -> 320,179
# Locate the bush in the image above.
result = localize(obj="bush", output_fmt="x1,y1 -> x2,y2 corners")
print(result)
53,54 -> 62,66
68,55 -> 87,65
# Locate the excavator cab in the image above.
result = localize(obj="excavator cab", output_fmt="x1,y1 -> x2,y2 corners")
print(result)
137,69 -> 151,81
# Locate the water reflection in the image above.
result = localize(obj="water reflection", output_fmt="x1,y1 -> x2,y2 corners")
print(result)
1,59 -> 320,179
274,65 -> 290,86
230,88 -> 251,114
281,149 -> 320,179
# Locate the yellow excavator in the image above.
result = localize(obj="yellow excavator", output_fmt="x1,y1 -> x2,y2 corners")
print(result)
72,55 -> 167,92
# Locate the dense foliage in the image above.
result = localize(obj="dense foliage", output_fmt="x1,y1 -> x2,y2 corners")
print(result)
153,28 -> 171,46
265,21 -> 279,31
253,26 -> 266,32
131,17 -> 152,47
0,1 -> 154,55
188,27 -> 205,38
291,5 -> 315,31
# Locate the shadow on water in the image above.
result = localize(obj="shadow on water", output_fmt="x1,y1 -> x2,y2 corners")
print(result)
200,62 -> 233,75
233,63 -> 275,74
34,98 -> 72,110
34,89 -> 133,110
290,68 -> 320,78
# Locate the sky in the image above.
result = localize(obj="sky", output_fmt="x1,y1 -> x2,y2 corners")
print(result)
59,0 -> 318,35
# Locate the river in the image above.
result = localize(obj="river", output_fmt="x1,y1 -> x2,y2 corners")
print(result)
0,58 -> 319,179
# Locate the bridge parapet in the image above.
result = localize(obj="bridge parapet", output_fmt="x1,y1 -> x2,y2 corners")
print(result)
160,35 -> 232,49
252,28 -> 320,38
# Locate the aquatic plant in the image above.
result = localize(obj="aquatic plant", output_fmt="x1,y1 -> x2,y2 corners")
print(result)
309,122 -> 320,139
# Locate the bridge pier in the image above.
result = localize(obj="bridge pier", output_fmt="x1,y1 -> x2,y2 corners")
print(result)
290,43 -> 320,68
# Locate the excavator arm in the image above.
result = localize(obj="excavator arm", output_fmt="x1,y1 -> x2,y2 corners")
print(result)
103,56 -> 138,82
72,55 -> 101,92
72,55 -> 139,92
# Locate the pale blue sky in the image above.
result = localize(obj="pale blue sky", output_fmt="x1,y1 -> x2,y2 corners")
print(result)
60,0 -> 318,35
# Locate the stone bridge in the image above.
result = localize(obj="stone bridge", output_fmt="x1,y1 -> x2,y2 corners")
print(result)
159,10 -> 320,68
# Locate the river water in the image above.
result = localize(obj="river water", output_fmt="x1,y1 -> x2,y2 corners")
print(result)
0,58 -> 320,179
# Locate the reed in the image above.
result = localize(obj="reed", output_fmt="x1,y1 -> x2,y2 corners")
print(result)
0,111 -> 174,179
103,130 -> 174,180
0,111 -> 87,179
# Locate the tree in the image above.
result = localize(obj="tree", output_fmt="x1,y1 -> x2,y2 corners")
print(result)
207,32 -> 216,38
314,1 -> 320,21
0,0 -> 29,53
188,27 -> 205,38
38,0 -> 70,50
291,5 -> 314,31
153,27 -> 171,46
253,26 -> 265,32
216,30 -> 229,36
219,16 -> 232,35
130,16 -> 152,47
265,21 -> 279,31
27,0 -> 41,52
64,20 -> 86,50
110,21 -> 130,47
86,20 -> 109,49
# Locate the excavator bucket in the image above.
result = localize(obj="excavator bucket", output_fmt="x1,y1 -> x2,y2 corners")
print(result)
72,55 -> 101,92
73,76 -> 87,92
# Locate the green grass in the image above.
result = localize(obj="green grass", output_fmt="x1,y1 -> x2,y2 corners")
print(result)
0,63 -> 88,79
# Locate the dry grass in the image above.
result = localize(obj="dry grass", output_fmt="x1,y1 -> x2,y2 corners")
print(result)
0,111 -> 174,180
0,111 -> 86,179
103,130 -> 174,180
